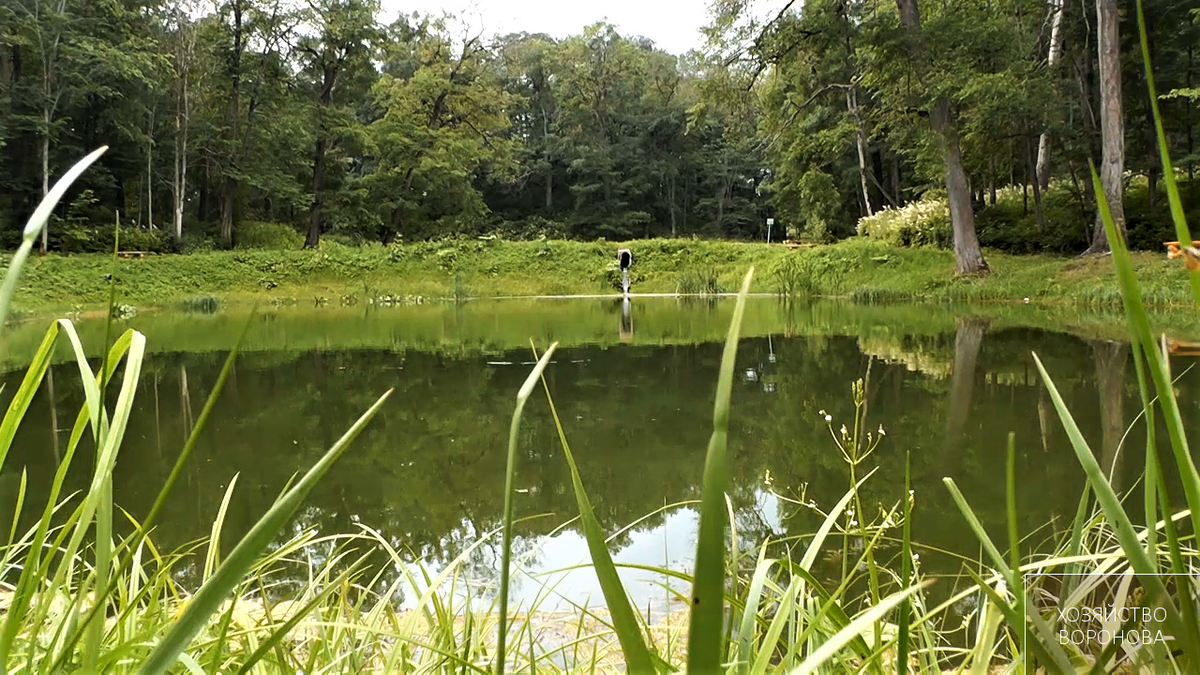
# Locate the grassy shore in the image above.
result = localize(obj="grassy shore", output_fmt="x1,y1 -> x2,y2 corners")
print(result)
6,236 -> 1192,314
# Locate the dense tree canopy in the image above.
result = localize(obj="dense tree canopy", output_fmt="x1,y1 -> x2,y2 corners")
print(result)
0,0 -> 1196,256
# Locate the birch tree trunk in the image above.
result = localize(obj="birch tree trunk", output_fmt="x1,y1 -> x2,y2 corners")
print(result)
847,87 -> 873,217
1086,0 -> 1126,254
174,78 -> 188,240
1035,0 -> 1066,190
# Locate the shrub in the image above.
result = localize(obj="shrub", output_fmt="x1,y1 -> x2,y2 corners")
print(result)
857,196 -> 953,248
236,221 -> 304,250
179,232 -> 217,253
483,216 -> 570,241
862,176 -> 1200,254
77,225 -> 176,254
973,183 -> 1091,253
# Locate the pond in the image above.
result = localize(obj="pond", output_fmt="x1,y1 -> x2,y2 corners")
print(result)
0,297 -> 1194,622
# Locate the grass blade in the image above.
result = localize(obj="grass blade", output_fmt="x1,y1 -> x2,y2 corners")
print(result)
234,561 -> 362,674
687,267 -> 754,673
495,344 -> 558,675
137,387 -> 393,674
1133,0 -> 1200,306
943,478 -> 1013,584
736,549 -> 775,674
49,314 -> 254,672
532,341 -> 656,673
897,451 -> 912,675
1032,353 -> 1189,651
0,147 -> 107,331
1091,165 -> 1200,547
0,322 -> 61,470
789,580 -> 932,675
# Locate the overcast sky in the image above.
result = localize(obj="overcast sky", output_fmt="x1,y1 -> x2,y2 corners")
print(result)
377,0 -> 720,56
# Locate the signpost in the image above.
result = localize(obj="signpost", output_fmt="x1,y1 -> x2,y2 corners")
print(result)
766,218 -> 775,243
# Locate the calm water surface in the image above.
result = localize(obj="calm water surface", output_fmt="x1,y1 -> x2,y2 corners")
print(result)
1,297 -> 1195,616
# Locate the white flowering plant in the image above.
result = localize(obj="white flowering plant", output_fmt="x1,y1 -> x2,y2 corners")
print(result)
856,196 -> 953,249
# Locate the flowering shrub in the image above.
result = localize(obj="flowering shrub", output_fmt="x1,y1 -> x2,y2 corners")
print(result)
856,197 -> 952,249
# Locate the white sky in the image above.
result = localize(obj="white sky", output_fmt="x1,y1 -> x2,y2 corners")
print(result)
378,0 -> 721,56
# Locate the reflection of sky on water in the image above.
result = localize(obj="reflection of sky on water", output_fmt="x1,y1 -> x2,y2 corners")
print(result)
397,490 -> 784,615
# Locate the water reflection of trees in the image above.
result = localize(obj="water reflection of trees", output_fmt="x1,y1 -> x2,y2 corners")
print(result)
0,328 -> 1179,604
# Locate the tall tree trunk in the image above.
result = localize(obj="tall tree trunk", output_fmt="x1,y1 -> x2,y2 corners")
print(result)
306,63 -> 337,249
945,318 -> 988,453
542,105 -> 553,211
1027,135 -> 1045,228
934,102 -> 989,274
871,149 -> 895,207
174,109 -> 182,238
305,135 -> 327,248
220,0 -> 244,247
40,107 -> 49,254
220,178 -> 236,245
1035,0 -> 1066,190
174,71 -> 188,240
1086,0 -> 1126,254
895,0 -> 988,274
848,87 -> 873,217
146,107 -> 154,230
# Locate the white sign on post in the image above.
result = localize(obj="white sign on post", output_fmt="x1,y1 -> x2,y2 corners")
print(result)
766,218 -> 775,243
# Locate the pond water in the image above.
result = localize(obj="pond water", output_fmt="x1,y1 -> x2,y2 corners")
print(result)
0,297 -> 1195,620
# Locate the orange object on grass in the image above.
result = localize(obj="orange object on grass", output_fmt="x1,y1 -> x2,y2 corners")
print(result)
1165,241 -> 1200,270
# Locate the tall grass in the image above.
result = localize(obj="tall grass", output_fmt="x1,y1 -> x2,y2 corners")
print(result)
0,150 -> 392,672
0,12 -> 1197,671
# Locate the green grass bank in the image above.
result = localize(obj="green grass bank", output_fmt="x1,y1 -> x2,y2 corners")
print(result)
6,236 -> 1194,314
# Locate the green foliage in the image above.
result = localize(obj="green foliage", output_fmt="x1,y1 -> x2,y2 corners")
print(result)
0,0 -> 1198,256
863,177 -> 1200,254
235,222 -> 304,251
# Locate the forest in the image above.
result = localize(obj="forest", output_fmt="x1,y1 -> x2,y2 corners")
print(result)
0,0 -> 1197,270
